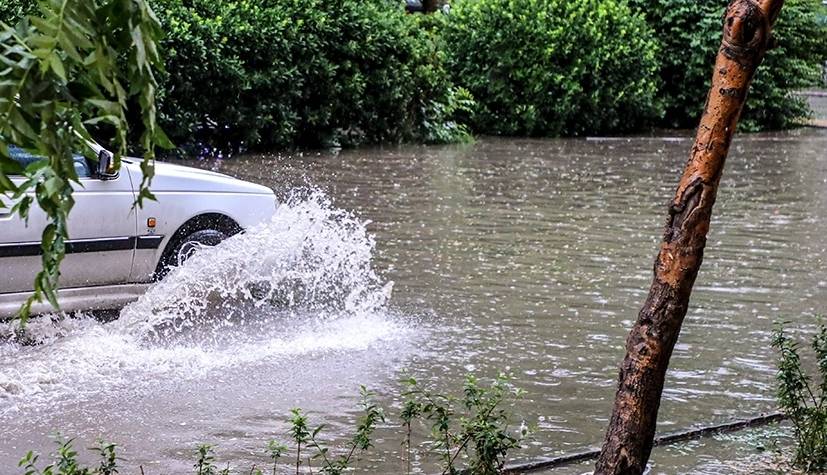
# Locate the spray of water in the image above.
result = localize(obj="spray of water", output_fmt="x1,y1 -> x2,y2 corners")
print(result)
116,189 -> 394,343
0,190 -> 405,412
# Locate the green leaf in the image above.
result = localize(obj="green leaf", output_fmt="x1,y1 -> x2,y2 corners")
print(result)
49,53 -> 66,82
131,26 -> 146,69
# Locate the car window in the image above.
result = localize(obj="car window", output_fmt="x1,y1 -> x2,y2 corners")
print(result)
7,145 -> 92,178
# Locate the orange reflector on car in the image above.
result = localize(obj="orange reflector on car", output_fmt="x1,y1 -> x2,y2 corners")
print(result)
147,217 -> 156,228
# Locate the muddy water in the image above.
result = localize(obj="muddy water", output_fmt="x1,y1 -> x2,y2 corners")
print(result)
1,129 -> 826,473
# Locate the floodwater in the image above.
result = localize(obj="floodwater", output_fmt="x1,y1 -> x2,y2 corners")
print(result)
1,128 -> 826,474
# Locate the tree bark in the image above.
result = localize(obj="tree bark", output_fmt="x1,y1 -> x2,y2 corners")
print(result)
594,1 -> 785,474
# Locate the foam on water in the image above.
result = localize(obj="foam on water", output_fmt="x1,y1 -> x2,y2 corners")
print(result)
0,190 -> 406,414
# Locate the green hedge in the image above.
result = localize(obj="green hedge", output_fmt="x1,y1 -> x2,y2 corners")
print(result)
154,0 -> 468,150
441,0 -> 662,136
1,0 -> 470,150
2,0 -> 825,147
628,0 -> 827,130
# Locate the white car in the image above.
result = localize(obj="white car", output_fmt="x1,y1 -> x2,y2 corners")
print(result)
0,145 -> 276,319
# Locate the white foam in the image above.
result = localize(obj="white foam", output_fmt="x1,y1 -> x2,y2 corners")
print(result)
0,190 -> 406,413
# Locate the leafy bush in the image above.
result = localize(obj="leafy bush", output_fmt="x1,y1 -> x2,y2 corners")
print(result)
152,0 -> 470,151
628,0 -> 827,130
1,0 -> 471,151
772,322 -> 827,471
401,373 -> 529,475
442,0 -> 662,136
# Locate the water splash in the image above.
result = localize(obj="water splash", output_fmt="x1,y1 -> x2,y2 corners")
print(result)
0,190 -> 404,411
116,189 -> 394,343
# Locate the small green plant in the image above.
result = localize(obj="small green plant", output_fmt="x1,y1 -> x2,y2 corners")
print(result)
288,408 -> 311,475
400,378 -> 424,474
402,373 -> 529,475
772,321 -> 827,471
460,374 -> 528,474
19,437 -> 79,475
89,440 -> 119,475
415,387 -> 457,473
52,438 -> 82,475
265,440 -> 287,475
309,386 -> 386,475
194,445 -> 217,475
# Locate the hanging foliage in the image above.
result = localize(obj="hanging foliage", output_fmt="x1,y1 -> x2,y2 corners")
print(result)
0,0 -> 170,323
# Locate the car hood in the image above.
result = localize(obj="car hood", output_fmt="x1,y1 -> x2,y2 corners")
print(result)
124,160 -> 274,195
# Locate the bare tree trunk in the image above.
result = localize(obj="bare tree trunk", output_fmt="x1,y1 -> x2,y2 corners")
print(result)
594,1 -> 785,474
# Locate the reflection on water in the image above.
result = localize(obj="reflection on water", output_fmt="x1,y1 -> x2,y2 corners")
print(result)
1,129 -> 825,473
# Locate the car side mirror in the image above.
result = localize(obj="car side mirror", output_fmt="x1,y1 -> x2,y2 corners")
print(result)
96,150 -> 118,180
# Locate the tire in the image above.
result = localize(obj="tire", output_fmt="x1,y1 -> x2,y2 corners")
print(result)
175,229 -> 227,265
155,229 -> 227,280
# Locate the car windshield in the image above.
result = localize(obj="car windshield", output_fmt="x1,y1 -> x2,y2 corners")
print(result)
7,145 -> 92,178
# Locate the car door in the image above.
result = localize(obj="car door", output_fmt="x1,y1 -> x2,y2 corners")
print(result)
0,149 -> 137,294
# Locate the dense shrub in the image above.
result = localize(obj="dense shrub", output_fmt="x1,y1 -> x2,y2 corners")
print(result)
1,0 -> 470,151
152,0 -> 469,151
442,0 -> 662,136
2,0 -> 824,147
628,0 -> 827,130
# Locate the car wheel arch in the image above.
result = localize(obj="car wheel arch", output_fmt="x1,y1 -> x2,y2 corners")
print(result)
153,213 -> 242,281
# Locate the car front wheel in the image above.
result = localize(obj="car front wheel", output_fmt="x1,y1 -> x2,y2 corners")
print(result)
174,229 -> 227,267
